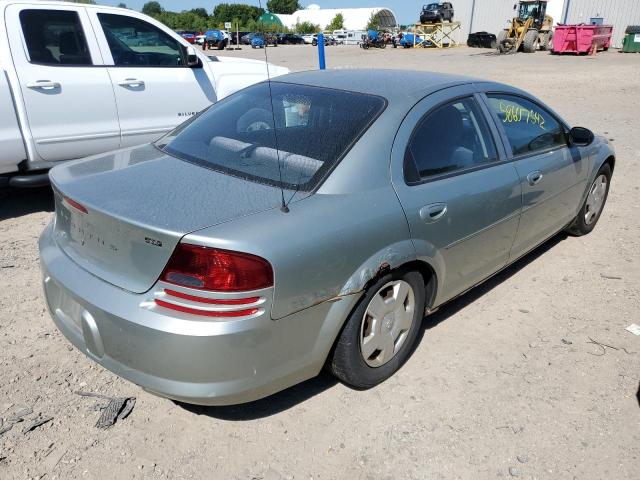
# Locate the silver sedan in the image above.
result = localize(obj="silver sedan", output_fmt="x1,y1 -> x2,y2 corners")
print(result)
39,70 -> 614,405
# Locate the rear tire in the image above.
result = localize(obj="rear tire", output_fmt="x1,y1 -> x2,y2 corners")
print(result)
566,163 -> 611,236
540,31 -> 552,51
329,270 -> 426,389
523,29 -> 539,53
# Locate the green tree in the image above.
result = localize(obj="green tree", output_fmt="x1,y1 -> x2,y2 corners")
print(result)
295,21 -> 320,34
266,0 -> 300,15
189,8 -> 209,19
212,4 -> 264,29
326,13 -> 344,31
142,1 -> 163,17
366,12 -> 381,31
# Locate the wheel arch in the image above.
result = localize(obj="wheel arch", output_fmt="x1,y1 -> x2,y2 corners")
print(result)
603,154 -> 615,172
361,259 -> 439,311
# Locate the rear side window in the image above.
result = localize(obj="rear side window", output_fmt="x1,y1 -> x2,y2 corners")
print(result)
487,94 -> 566,156
156,82 -> 386,191
98,13 -> 186,67
404,97 -> 498,182
20,10 -> 92,65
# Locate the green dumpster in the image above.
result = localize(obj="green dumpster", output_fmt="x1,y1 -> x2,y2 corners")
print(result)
622,26 -> 640,53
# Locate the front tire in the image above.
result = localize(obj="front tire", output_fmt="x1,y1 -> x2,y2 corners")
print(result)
566,163 -> 611,236
329,270 -> 425,389
522,29 -> 539,53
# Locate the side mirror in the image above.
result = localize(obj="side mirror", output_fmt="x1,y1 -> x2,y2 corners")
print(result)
186,46 -> 200,68
569,127 -> 595,146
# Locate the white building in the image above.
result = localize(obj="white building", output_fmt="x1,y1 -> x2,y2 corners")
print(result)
274,4 -> 397,31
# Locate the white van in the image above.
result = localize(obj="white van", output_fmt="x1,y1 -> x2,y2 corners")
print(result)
332,29 -> 367,45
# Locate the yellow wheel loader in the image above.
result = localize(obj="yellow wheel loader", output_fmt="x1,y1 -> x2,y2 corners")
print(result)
497,1 -> 553,53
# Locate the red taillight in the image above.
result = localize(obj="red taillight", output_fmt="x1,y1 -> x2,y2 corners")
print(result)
160,244 -> 273,292
63,196 -> 88,214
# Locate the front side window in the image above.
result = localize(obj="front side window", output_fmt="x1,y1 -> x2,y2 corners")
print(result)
156,82 -> 386,191
97,13 -> 185,67
20,10 -> 92,66
404,97 -> 498,182
487,94 -> 566,156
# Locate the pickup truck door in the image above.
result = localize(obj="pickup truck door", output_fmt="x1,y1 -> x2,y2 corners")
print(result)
5,4 -> 121,162
88,10 -> 217,147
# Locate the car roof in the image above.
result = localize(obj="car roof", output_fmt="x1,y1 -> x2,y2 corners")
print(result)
272,69 -> 483,108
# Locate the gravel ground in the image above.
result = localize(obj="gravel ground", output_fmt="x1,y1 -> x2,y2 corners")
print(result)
1,46 -> 639,480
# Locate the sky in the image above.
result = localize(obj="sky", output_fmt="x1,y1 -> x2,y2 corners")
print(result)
99,1 -> 418,24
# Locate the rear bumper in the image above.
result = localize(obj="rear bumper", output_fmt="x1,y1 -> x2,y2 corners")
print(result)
39,223 -> 359,405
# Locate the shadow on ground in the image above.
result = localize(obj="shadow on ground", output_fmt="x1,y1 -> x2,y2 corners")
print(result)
179,233 -> 568,421
0,187 -> 54,221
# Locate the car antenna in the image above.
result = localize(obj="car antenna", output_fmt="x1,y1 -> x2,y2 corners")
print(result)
257,0 -> 289,213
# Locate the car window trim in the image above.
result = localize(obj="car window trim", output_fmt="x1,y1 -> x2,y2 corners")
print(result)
18,8 -> 96,67
96,12 -> 190,68
480,91 -> 570,160
160,81 -> 389,193
403,94 -> 502,186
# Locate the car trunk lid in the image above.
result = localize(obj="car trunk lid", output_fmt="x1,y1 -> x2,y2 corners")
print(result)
49,144 -> 287,294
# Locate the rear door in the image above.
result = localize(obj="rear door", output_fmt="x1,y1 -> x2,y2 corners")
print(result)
88,10 -> 216,147
482,93 -> 588,259
5,4 -> 120,162
391,86 -> 522,303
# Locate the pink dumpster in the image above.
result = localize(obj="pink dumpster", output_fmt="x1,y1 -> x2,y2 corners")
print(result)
552,24 -> 613,54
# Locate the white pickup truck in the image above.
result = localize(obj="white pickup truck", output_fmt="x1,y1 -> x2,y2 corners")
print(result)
0,1 -> 287,189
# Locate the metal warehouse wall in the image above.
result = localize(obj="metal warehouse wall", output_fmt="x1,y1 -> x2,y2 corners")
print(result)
422,0 -> 515,45
563,0 -> 640,48
450,0 -> 566,44
468,0 -> 517,36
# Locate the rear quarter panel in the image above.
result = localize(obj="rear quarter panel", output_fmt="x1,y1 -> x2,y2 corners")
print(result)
185,186 -> 413,320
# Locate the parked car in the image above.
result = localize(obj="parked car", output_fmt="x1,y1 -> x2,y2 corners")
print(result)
251,33 -> 277,48
301,33 -> 314,44
277,33 -> 305,45
420,2 -> 455,23
40,70 -> 614,405
179,32 -> 196,44
240,32 -> 256,45
202,29 -> 228,50
312,34 -> 338,46
399,33 -> 422,47
0,2 -> 288,190
231,31 -> 250,45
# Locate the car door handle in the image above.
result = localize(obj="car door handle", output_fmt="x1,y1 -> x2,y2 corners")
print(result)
419,203 -> 447,223
526,170 -> 543,186
118,78 -> 145,87
26,80 -> 61,90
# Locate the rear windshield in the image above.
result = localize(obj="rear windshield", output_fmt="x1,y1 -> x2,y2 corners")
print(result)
157,82 -> 386,191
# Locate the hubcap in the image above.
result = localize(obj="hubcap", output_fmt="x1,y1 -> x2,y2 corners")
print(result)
584,174 -> 608,225
359,280 -> 416,368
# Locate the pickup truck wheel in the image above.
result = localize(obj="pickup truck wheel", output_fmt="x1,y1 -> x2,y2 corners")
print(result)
329,270 -> 425,389
566,163 -> 611,236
